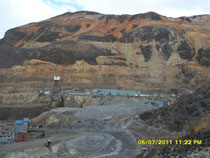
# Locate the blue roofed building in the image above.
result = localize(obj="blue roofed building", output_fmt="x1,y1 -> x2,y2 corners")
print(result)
23,118 -> 30,122
92,89 -> 141,96
23,118 -> 30,133
0,123 -> 16,143
15,120 -> 24,133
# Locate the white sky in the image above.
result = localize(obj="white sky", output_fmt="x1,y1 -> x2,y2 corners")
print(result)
0,0 -> 209,39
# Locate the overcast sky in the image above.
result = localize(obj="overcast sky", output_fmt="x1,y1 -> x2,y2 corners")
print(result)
0,0 -> 210,39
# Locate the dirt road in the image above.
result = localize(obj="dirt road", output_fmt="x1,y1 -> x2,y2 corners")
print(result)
1,128 -> 140,158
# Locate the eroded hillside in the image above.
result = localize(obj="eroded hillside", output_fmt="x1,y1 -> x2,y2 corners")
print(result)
0,11 -> 210,92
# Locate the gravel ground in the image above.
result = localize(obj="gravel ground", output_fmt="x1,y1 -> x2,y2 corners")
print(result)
2,129 -> 139,158
2,103 -> 157,158
50,103 -> 157,120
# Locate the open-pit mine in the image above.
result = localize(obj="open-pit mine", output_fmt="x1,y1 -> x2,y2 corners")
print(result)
0,11 -> 210,158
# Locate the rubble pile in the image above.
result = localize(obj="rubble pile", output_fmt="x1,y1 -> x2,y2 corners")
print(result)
139,82 -> 210,131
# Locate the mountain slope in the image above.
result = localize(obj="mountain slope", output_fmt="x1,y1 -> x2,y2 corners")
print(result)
0,11 -> 210,92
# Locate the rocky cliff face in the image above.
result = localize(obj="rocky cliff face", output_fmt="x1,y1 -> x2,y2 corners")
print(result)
0,11 -> 210,92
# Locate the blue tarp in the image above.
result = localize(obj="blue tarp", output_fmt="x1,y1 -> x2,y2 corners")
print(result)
155,101 -> 164,107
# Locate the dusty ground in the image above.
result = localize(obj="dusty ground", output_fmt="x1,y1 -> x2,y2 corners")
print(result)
0,129 -> 140,158
0,102 -> 159,158
0,94 -> 178,158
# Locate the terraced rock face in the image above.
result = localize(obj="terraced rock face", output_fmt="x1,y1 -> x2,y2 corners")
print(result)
0,11 -> 210,92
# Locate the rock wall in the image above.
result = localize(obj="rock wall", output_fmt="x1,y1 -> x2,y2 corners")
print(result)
0,92 -> 149,108
0,93 -> 39,105
64,95 -> 149,107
